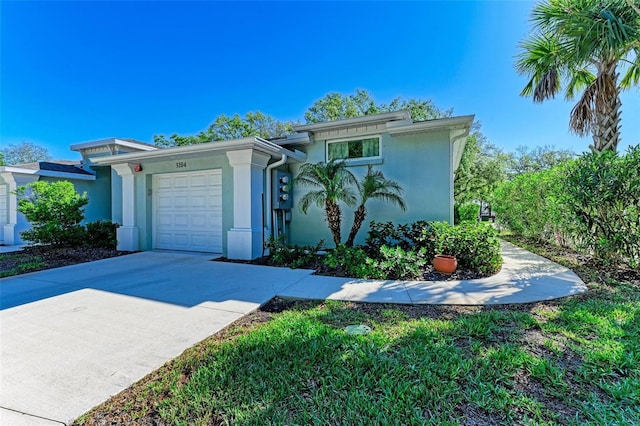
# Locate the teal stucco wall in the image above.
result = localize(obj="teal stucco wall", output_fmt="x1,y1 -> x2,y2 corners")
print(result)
287,130 -> 453,247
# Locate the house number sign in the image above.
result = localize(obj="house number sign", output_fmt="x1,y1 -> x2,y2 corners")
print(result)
176,161 -> 187,168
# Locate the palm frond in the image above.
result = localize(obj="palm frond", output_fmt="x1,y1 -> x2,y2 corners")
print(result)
619,53 -> 640,89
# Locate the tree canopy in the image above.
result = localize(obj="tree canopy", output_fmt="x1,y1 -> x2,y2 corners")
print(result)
304,89 -> 451,123
154,111 -> 297,148
516,0 -> 640,152
0,141 -> 51,165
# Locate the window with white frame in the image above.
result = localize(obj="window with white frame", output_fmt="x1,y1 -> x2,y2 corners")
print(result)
327,136 -> 381,161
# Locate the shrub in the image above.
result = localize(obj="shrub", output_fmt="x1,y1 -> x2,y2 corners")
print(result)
434,222 -> 502,274
561,146 -> 640,267
16,181 -> 89,246
366,220 -> 436,258
367,245 -> 427,280
265,235 -> 324,269
455,202 -> 480,224
323,244 -> 378,278
85,220 -> 119,249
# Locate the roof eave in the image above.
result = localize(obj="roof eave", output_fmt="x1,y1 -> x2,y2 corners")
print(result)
294,110 -> 412,133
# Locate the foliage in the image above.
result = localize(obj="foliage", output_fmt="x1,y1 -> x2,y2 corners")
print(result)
1,141 -> 51,165
367,245 -> 427,280
366,220 -> 502,275
516,0 -> 640,152
507,145 -> 575,177
561,146 -> 640,266
492,168 -> 567,243
304,89 -> 451,124
433,222 -> 503,274
16,181 -> 89,246
85,220 -> 119,249
345,165 -> 406,247
322,244 -> 377,278
454,131 -> 509,203
0,152 -> 4,166
265,235 -> 324,269
493,145 -> 640,267
295,160 -> 357,246
365,220 -> 436,258
455,202 -> 480,224
154,111 -> 297,147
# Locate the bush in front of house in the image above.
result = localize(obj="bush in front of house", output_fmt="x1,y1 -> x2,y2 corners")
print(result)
366,220 -> 503,276
265,235 -> 324,269
433,221 -> 502,275
16,181 -> 89,246
85,220 -> 119,249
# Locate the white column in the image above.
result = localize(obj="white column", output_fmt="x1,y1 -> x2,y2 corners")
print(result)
226,149 -> 270,260
111,164 -> 139,251
1,173 -> 17,245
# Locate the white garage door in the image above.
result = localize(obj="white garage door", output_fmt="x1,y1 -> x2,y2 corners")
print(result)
153,170 -> 222,253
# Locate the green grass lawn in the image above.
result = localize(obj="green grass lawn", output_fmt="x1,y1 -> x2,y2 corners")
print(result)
75,241 -> 639,425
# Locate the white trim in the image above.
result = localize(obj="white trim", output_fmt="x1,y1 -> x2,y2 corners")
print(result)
70,138 -> 158,152
325,135 -> 382,164
0,166 -> 95,181
92,137 -> 307,165
386,115 -> 475,136
294,111 -> 411,132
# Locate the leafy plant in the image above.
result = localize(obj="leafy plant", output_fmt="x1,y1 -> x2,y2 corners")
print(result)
323,244 -> 377,278
455,202 -> 480,224
367,245 -> 427,280
434,222 -> 502,275
265,235 -> 324,269
85,220 -> 119,249
16,181 -> 89,246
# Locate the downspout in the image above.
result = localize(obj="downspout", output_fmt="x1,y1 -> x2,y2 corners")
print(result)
265,153 -> 288,240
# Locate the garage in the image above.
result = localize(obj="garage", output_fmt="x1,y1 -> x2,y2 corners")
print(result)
153,170 -> 222,252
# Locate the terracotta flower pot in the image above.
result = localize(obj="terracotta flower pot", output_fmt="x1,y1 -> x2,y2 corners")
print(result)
433,254 -> 457,274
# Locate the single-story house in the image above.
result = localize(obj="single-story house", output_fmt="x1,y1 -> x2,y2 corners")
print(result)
0,111 -> 473,259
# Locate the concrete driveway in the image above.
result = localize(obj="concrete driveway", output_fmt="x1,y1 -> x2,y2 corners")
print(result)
0,251 -> 315,425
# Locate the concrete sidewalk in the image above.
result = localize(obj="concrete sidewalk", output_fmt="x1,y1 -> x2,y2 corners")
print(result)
0,241 -> 586,425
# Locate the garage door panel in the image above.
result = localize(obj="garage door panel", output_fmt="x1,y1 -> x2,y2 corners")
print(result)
154,170 -> 222,253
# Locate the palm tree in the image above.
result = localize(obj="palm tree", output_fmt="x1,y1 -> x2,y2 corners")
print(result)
295,160 -> 357,246
345,166 -> 407,247
516,0 -> 640,152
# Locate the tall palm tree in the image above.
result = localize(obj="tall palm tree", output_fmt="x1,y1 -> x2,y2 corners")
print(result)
516,0 -> 640,152
295,160 -> 357,246
345,166 -> 407,247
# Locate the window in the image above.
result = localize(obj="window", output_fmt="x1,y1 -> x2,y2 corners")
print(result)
327,137 -> 380,161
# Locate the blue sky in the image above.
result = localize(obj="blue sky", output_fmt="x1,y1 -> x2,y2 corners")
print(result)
1,0 -> 639,161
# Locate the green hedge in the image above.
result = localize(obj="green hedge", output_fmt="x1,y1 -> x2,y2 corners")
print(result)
492,145 -> 640,267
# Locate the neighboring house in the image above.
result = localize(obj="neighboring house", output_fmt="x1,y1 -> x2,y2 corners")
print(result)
0,139 -> 155,245
0,112 -> 473,260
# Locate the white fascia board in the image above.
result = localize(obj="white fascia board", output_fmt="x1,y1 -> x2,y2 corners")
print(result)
271,132 -> 312,146
386,115 -> 475,136
37,170 -> 96,181
294,111 -> 412,133
0,167 -> 95,181
93,137 -> 307,165
70,138 -> 158,152
0,166 -> 38,175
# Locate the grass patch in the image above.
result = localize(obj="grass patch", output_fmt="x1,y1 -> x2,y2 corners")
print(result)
74,239 -> 639,425
0,253 -> 46,277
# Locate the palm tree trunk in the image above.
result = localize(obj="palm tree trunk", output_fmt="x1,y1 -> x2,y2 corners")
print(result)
345,205 -> 366,247
325,200 -> 342,246
591,69 -> 621,153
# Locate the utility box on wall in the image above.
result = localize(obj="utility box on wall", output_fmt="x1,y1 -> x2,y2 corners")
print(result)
272,171 -> 292,210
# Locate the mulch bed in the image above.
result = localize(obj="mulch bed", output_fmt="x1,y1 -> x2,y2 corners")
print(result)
0,246 -> 132,275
